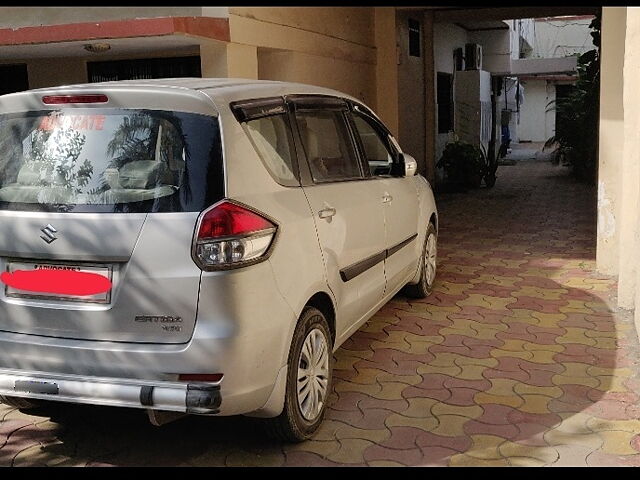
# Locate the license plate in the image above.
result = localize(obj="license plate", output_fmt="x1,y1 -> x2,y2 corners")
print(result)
4,261 -> 113,303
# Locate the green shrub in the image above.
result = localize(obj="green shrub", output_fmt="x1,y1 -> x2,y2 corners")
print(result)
436,141 -> 486,191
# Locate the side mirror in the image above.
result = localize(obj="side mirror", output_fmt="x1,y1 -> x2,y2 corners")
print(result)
400,153 -> 418,177
390,152 -> 418,177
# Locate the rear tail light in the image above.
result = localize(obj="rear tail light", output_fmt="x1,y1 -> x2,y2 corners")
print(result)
192,200 -> 277,271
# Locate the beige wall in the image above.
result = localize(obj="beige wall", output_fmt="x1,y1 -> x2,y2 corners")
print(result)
397,10 -> 426,174
620,8 -> 640,318
229,7 -> 374,47
257,48 -> 375,106
597,8 -> 626,283
619,8 -> 640,334
228,7 -> 378,109
201,41 -> 258,79
374,7 -> 399,136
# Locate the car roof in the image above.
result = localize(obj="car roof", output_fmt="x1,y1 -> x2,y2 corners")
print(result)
26,77 -> 363,104
1,78 -> 375,119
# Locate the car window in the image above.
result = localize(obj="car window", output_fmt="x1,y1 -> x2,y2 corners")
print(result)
243,114 -> 298,186
0,109 -> 223,213
295,110 -> 362,183
351,112 -> 396,177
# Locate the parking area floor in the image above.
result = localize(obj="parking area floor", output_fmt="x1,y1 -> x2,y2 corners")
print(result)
2,154 -> 640,466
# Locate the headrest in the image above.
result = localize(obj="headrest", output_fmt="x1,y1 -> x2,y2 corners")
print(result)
299,119 -> 320,159
16,164 -> 41,185
119,161 -> 165,189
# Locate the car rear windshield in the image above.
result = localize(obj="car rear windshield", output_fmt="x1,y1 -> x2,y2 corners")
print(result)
0,108 -> 223,213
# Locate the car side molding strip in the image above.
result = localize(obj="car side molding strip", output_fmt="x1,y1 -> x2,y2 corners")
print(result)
386,233 -> 418,258
339,233 -> 418,282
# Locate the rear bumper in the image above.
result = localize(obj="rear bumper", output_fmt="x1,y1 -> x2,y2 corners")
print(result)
0,368 -> 221,414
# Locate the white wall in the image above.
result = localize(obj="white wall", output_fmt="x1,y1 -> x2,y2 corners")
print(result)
433,22 -> 469,168
469,29 -> 511,73
518,79 -> 556,142
532,17 -> 596,59
509,18 -> 535,59
434,23 -> 468,74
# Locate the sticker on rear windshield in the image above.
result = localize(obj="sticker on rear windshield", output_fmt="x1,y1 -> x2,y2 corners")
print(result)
38,115 -> 106,132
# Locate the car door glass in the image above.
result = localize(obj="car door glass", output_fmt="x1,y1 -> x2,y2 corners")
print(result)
352,113 -> 395,176
244,114 -> 298,186
296,110 -> 362,183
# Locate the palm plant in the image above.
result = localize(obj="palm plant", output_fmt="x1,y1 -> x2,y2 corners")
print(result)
544,14 -> 600,184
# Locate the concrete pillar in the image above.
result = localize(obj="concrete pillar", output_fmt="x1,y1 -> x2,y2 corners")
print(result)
227,43 -> 258,79
597,8 -> 626,280
625,9 -> 640,334
424,9 -> 436,185
200,40 -> 258,79
374,7 -> 399,137
615,9 -> 640,309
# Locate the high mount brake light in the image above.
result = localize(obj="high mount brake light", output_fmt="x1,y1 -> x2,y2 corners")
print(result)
42,95 -> 109,105
192,200 -> 277,271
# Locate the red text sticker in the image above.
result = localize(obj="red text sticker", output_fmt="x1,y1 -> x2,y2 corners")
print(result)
39,115 -> 106,132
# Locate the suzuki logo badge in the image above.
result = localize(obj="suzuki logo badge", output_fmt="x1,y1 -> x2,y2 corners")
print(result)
40,224 -> 58,244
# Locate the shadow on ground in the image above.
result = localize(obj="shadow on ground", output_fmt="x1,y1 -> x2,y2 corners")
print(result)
2,159 -> 640,466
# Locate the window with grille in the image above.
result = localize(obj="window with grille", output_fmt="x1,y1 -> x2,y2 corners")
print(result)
0,64 -> 28,95
408,19 -> 421,57
88,56 -> 201,83
437,72 -> 453,134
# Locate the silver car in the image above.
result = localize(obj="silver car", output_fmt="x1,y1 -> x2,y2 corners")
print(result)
0,78 -> 437,441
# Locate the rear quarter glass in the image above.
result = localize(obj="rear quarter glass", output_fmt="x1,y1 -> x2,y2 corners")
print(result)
0,108 -> 224,213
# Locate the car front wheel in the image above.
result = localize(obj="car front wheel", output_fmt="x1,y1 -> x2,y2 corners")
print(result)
404,222 -> 437,298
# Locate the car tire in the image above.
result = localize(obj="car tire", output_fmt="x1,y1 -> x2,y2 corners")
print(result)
404,222 -> 437,299
0,395 -> 42,410
263,306 -> 333,442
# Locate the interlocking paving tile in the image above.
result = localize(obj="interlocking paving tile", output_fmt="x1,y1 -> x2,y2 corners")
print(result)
2,159 -> 640,467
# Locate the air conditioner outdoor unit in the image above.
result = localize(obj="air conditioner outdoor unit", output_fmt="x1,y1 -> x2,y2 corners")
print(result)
465,43 -> 483,71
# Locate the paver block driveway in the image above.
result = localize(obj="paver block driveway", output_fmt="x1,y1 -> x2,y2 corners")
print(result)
2,157 -> 640,466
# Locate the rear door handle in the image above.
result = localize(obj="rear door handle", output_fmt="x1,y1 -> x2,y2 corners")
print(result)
382,193 -> 393,203
318,207 -> 337,219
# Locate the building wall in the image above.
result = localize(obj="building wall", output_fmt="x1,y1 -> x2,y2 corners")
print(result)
0,46 -> 201,90
518,79 -> 555,142
434,23 -> 468,74
396,11 -> 426,172
597,8 -> 626,282
509,18 -> 535,58
532,16 -> 596,58
227,7 -> 377,109
469,29 -> 511,73
228,7 -> 373,47
257,48 -> 375,107
433,23 -> 469,167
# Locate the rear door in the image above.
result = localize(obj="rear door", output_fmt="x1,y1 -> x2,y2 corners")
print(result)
348,105 -> 420,294
290,96 -> 386,334
0,93 -> 224,343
